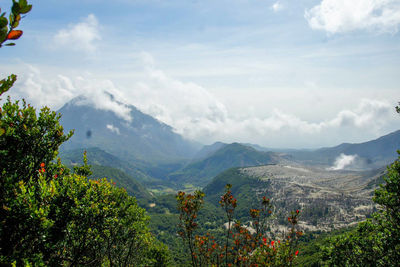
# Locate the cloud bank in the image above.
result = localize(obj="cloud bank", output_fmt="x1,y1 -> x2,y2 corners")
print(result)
305,0 -> 400,34
4,60 -> 399,148
123,54 -> 397,147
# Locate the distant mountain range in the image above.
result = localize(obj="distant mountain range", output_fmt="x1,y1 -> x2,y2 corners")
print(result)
286,130 -> 400,169
58,95 -> 199,163
57,94 -> 400,190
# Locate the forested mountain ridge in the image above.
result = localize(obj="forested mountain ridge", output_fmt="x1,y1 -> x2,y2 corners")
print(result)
167,143 -> 282,186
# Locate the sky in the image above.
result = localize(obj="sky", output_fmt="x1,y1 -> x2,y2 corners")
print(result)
1,0 -> 400,149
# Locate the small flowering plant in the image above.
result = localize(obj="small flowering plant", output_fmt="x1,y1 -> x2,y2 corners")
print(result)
176,184 -> 302,266
250,209 -> 302,266
39,162 -> 46,174
219,184 -> 237,266
250,195 -> 274,243
176,190 -> 205,266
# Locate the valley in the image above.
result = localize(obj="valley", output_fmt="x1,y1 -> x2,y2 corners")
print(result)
55,96 -> 399,265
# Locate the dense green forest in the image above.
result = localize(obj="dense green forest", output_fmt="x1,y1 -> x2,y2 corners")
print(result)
1,1 -> 400,266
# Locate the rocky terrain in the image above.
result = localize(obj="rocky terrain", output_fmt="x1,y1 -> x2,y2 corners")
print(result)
239,164 -> 385,232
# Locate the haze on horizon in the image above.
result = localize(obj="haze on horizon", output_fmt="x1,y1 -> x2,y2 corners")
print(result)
1,0 -> 400,149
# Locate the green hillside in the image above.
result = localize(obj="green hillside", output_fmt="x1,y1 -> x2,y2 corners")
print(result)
168,143 -> 279,186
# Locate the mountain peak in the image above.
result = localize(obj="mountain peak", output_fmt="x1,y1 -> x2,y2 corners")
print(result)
58,96 -> 200,163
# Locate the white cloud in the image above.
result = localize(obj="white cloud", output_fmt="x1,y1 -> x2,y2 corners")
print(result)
125,52 -> 228,139
72,81 -> 132,122
327,99 -> 392,129
328,153 -> 358,170
54,14 -> 101,52
5,65 -> 77,109
197,98 -> 393,146
305,0 -> 400,34
106,124 -> 121,135
271,1 -> 284,12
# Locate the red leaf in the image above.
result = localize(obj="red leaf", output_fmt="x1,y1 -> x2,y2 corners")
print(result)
7,30 -> 23,40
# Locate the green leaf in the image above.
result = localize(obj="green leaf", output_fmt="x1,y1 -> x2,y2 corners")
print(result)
20,5 -> 32,14
0,74 -> 17,95
0,28 -> 7,43
18,0 -> 32,14
0,17 -> 7,28
12,15 -> 20,28
11,2 -> 20,15
9,13 -> 14,25
5,43 -> 16,46
0,128 -> 5,136
20,0 -> 28,7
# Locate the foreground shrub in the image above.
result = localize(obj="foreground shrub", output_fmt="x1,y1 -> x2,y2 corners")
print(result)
176,184 -> 301,266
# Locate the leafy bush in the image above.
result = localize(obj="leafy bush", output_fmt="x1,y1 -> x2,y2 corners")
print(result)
0,2 -> 170,264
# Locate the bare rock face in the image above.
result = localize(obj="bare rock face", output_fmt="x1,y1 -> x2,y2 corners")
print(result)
238,164 -> 384,232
